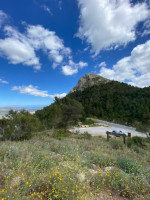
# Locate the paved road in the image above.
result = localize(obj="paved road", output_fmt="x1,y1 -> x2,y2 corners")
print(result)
71,119 -> 147,138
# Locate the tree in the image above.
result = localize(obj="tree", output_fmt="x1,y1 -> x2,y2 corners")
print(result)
35,97 -> 84,130
0,110 -> 42,141
61,97 -> 83,130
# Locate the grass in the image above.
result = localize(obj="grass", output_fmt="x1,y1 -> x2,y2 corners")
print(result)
0,131 -> 150,199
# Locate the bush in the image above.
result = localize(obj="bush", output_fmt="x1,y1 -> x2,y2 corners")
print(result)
110,139 -> 124,150
1,110 -> 42,141
52,129 -> 70,140
78,132 -> 92,140
85,119 -> 94,125
127,136 -> 145,148
81,151 -> 114,168
116,156 -> 143,175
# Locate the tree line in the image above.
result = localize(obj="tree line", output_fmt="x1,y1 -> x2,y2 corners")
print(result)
0,80 -> 150,141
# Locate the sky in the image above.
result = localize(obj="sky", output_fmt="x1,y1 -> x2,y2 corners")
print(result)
0,0 -> 150,107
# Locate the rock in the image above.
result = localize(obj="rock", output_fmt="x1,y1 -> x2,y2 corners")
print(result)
69,73 -> 111,93
11,176 -> 22,187
77,173 -> 86,182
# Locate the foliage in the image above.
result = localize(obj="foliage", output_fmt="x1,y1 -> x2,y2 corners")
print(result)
116,156 -> 143,175
68,81 -> 150,126
127,136 -> 145,148
35,97 -> 84,130
77,131 -> 92,140
110,139 -> 124,150
84,118 -> 94,125
0,131 -> 150,199
135,122 -> 150,136
0,109 -> 42,141
52,129 -> 70,140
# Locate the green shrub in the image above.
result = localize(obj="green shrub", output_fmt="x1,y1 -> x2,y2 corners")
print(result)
81,151 -> 114,168
85,118 -> 94,125
116,157 -> 143,175
110,139 -> 124,150
52,129 -> 70,140
1,110 -> 42,141
77,131 -> 92,140
127,136 -> 145,149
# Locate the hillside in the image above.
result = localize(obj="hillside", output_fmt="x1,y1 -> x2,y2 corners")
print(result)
0,130 -> 150,199
68,77 -> 150,126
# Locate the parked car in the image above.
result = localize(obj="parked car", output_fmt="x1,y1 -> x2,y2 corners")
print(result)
112,130 -> 119,134
112,130 -> 127,136
119,130 -> 128,136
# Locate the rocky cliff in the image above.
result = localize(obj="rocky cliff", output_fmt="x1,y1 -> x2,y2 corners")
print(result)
69,73 -> 111,93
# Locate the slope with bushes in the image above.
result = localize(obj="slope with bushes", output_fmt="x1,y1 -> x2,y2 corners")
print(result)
0,130 -> 150,199
68,81 -> 150,128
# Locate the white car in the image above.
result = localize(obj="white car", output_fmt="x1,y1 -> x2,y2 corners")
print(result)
112,130 -> 128,136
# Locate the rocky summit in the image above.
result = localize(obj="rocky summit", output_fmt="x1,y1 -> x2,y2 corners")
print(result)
69,73 -> 110,93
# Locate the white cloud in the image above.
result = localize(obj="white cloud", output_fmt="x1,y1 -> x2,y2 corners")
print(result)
0,10 -> 7,28
0,26 -> 41,70
50,93 -> 67,98
12,85 -> 50,97
77,0 -> 150,55
12,85 -> 66,98
0,24 -> 72,70
62,60 -> 88,75
99,40 -> 150,88
0,11 -> 87,75
0,78 -> 8,84
99,62 -> 106,67
142,19 -> 150,36
62,65 -> 78,75
0,37 -> 40,68
41,5 -> 53,15
26,25 -> 71,66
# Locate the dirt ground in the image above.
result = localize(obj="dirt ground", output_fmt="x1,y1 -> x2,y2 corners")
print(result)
71,119 -> 147,138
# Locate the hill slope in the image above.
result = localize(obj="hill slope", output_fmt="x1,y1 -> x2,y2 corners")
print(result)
68,79 -> 150,125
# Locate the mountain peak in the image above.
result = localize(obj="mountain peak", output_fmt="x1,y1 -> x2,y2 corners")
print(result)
69,73 -> 111,93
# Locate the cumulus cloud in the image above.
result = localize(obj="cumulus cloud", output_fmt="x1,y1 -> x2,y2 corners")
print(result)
50,93 -> 67,98
0,11 -> 87,75
99,40 -> 150,88
27,25 -> 71,66
0,24 -> 72,70
62,60 -> 88,75
0,26 -> 41,70
0,78 -> 8,84
0,10 -> 7,28
77,0 -> 150,55
12,85 -> 67,98
62,65 -> 78,76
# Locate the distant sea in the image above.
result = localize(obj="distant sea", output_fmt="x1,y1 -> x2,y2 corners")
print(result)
0,105 -> 47,119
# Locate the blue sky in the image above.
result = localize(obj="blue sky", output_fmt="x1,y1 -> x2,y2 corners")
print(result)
0,0 -> 150,107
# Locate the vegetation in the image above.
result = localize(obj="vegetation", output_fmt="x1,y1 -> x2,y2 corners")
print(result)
0,131 -> 150,199
68,81 -> 150,127
35,97 -> 83,130
0,79 -> 150,199
0,110 -> 42,141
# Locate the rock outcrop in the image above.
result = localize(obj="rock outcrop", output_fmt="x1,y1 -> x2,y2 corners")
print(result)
69,73 -> 110,93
